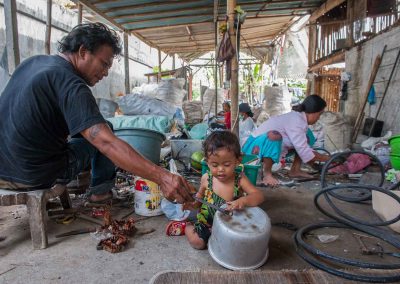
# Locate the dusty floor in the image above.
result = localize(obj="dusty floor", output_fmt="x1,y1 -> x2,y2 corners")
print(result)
1,178 -> 399,283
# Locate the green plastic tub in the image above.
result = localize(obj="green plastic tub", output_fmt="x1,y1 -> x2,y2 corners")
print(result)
201,154 -> 261,185
115,128 -> 166,164
390,154 -> 400,170
389,135 -> 400,154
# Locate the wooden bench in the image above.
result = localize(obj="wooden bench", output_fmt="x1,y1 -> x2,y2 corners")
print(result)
0,184 -> 72,249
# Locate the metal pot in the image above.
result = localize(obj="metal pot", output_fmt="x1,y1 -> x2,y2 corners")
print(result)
208,206 -> 271,270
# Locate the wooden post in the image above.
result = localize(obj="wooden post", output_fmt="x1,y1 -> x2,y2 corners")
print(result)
172,54 -> 175,70
214,0 -> 219,117
158,48 -> 162,82
77,2 -> 83,24
307,22 -> 317,96
228,0 -> 239,135
346,0 -> 355,48
188,71 -> 193,101
4,0 -> 20,74
45,0 -> 52,55
124,31 -> 130,94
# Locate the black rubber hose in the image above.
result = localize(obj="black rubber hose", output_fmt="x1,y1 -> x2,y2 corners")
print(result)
320,150 -> 385,201
294,181 -> 400,282
316,184 -> 400,227
294,223 -> 400,283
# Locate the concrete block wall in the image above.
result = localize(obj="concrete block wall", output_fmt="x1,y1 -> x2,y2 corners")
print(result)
344,25 -> 400,135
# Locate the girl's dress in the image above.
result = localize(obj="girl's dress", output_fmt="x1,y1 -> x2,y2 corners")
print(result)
194,171 -> 241,242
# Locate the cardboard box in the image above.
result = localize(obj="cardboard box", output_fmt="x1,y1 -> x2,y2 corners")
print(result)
372,190 -> 400,233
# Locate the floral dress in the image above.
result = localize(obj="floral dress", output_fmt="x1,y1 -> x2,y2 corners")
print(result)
194,171 -> 241,242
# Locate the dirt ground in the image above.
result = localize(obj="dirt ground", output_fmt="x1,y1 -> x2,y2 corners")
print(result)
1,178 -> 399,283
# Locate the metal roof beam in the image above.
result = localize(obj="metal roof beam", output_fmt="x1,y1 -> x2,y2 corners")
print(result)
101,0 -> 206,13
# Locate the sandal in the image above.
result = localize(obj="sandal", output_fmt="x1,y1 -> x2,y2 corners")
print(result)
165,221 -> 186,236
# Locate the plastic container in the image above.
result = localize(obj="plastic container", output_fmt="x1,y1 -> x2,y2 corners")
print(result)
389,134 -> 400,154
114,128 -> 166,164
134,177 -> 163,216
390,154 -> 400,170
201,154 -> 261,185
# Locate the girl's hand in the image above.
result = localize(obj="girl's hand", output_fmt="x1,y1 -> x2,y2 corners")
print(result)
226,198 -> 246,211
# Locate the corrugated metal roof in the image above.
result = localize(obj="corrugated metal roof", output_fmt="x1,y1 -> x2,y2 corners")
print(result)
78,0 -> 327,61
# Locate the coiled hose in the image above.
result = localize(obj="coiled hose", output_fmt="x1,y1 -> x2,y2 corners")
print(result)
294,151 -> 400,282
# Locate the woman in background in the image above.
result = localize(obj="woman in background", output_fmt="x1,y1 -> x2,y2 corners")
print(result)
238,103 -> 255,147
242,95 -> 330,186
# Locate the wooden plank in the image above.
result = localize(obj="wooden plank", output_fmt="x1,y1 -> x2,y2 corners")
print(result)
309,0 -> 346,22
0,189 -> 27,206
308,50 -> 345,72
4,0 -> 20,74
351,47 -> 385,143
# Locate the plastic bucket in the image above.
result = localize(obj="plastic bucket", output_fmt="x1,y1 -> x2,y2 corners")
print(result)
114,128 -> 166,164
389,135 -> 400,155
134,177 -> 163,216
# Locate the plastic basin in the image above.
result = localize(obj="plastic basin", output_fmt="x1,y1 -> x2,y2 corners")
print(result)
115,128 -> 166,164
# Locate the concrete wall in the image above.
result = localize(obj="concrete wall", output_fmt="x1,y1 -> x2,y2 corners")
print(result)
344,25 -> 400,135
0,0 -> 175,100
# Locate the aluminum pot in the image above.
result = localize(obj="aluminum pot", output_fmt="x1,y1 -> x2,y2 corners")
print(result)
208,207 -> 271,270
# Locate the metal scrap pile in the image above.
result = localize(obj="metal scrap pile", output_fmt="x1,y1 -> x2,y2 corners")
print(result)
96,210 -> 137,253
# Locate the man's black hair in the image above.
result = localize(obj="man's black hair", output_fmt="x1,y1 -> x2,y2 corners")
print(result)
58,22 -> 122,56
203,131 -> 241,159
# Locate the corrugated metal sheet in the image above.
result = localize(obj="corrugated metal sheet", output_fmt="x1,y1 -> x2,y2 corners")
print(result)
78,0 -> 327,61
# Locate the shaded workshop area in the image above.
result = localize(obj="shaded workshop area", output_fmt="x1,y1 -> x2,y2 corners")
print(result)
1,0 -> 400,283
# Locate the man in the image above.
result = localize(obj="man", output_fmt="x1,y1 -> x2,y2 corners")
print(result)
0,22 -> 194,204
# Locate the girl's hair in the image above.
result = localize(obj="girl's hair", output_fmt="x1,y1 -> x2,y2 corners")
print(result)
292,94 -> 326,113
58,22 -> 122,56
223,102 -> 231,110
203,131 -> 241,159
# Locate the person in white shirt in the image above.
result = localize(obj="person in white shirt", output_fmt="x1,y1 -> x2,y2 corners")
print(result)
238,103 -> 256,147
242,95 -> 330,186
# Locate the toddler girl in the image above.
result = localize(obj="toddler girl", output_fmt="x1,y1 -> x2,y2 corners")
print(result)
184,131 -> 264,250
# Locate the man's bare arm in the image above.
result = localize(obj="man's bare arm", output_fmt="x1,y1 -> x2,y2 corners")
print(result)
81,123 -> 194,203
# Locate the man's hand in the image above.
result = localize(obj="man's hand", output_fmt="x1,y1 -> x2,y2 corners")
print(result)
159,172 -> 196,204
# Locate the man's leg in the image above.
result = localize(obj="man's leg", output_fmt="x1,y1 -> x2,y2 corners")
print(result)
67,137 -> 115,202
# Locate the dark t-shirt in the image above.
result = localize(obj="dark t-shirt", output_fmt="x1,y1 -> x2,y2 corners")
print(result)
0,55 -> 106,185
